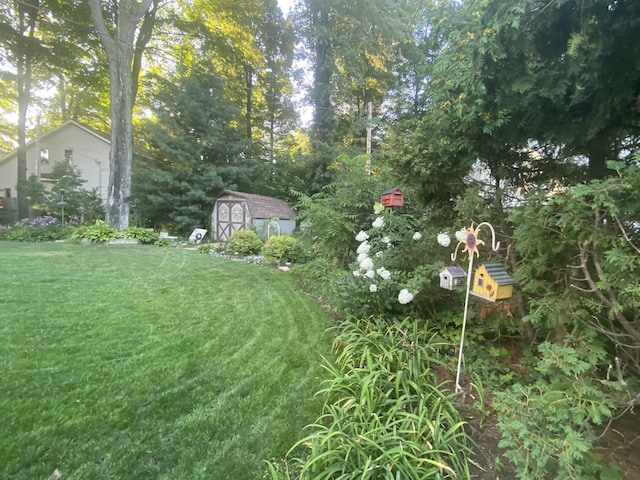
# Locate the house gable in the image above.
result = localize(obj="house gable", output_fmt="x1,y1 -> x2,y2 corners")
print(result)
0,120 -> 111,202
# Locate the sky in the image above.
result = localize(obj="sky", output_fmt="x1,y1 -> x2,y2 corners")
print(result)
277,0 -> 295,15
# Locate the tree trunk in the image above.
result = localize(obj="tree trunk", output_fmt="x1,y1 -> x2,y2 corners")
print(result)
245,63 -> 253,140
585,131 -> 613,180
15,0 -> 38,219
311,0 -> 334,144
105,49 -> 135,231
88,0 -> 156,231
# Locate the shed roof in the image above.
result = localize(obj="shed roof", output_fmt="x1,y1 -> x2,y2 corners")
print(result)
481,262 -> 515,285
218,190 -> 295,220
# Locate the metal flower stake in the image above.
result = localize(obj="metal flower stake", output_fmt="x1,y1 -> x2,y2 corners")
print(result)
450,222 -> 500,392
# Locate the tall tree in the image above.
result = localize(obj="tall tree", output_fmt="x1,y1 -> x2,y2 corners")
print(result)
88,0 -> 160,231
133,66 -> 249,231
192,0 -> 295,158
0,0 -> 47,217
293,0 -> 424,190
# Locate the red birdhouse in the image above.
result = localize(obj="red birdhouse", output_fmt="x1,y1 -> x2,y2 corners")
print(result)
380,188 -> 404,207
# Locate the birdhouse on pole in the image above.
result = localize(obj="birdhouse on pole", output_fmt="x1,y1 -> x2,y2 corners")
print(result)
439,266 -> 467,290
380,188 -> 404,207
470,262 -> 514,302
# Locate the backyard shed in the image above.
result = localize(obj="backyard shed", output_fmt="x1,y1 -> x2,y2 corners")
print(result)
211,190 -> 296,242
470,261 -> 514,302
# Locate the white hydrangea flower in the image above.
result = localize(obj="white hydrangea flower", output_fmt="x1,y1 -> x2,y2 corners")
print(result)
413,232 -> 422,241
359,257 -> 374,271
357,241 -> 371,254
437,232 -> 451,247
357,252 -> 369,263
364,270 -> 376,279
398,289 -> 414,304
455,229 -> 467,242
375,251 -> 384,258
355,230 -> 369,242
376,267 -> 391,280
381,236 -> 391,245
369,284 -> 378,292
373,202 -> 385,214
353,270 -> 361,277
372,216 -> 385,228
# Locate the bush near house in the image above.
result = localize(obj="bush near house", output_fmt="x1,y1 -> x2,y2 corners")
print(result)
225,229 -> 263,256
262,235 -> 304,264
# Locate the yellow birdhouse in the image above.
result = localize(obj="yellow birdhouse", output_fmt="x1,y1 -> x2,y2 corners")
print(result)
470,262 -> 514,302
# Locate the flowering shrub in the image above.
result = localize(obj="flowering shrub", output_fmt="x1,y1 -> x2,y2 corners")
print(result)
336,205 -> 450,319
0,215 -> 67,242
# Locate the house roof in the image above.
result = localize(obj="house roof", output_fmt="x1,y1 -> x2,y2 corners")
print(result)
481,261 -> 515,285
218,190 -> 296,220
0,120 -> 111,166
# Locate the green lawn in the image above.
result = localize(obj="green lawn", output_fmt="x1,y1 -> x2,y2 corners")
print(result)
0,242 -> 334,480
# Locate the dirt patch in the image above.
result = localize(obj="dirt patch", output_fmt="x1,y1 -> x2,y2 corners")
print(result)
461,401 -> 640,480
435,363 -> 640,479
593,410 -> 640,479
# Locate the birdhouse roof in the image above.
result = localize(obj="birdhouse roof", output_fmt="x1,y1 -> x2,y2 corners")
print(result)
481,262 -> 515,285
381,188 -> 403,195
440,266 -> 467,277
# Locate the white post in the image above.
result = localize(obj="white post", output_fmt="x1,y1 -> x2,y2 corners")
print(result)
455,253 -> 474,391
366,101 -> 372,174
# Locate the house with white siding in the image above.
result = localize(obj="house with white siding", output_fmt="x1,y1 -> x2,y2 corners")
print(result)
0,120 -> 111,207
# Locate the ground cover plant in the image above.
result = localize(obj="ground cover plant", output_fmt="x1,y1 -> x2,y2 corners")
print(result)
0,242 -> 334,480
269,317 -> 472,479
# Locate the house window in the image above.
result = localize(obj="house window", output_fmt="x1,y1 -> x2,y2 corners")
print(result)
64,149 -> 73,162
477,273 -> 484,287
40,149 -> 49,164
454,277 -> 464,287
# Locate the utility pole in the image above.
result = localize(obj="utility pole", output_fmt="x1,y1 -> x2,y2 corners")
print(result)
35,114 -> 41,181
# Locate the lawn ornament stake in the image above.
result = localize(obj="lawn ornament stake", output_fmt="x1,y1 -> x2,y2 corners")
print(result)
450,222 -> 500,392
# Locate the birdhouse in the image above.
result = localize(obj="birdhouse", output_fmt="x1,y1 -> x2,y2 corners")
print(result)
439,266 -> 467,290
470,262 -> 514,302
380,188 -> 404,207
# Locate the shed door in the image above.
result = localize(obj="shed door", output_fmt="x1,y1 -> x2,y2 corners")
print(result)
216,200 -> 246,241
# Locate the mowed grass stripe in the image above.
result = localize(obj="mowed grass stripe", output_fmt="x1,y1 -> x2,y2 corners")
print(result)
0,242 -> 333,480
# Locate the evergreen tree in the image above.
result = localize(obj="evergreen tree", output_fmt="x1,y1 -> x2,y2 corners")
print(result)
132,67 -> 250,232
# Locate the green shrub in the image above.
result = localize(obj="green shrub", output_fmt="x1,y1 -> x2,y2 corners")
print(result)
71,220 -> 119,243
154,237 -> 174,247
122,226 -> 158,244
225,229 -> 263,256
292,257 -> 343,304
494,335 -> 622,479
262,235 -> 304,263
197,243 -> 214,254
